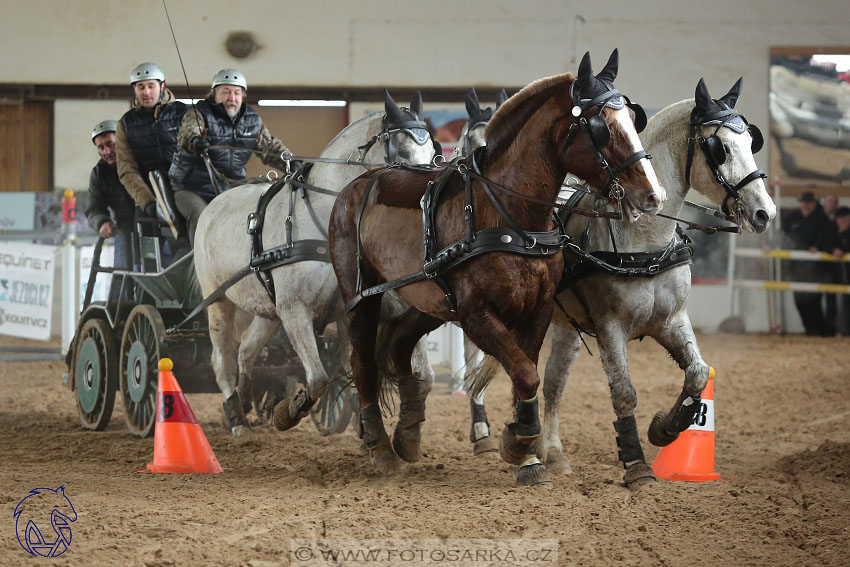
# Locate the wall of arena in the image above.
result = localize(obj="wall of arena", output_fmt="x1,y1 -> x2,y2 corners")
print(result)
2,0 -> 848,190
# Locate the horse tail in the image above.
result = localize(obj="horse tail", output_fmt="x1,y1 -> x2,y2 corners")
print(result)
464,352 -> 501,398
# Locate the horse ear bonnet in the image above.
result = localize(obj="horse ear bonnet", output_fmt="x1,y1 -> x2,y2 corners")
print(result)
719,77 -> 743,109
410,91 -> 424,120
465,87 -> 480,117
384,89 -> 406,124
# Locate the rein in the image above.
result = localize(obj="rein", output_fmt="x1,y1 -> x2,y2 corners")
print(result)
437,157 -> 623,221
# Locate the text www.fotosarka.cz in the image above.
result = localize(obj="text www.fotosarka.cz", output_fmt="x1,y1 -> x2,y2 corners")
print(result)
290,539 -> 558,566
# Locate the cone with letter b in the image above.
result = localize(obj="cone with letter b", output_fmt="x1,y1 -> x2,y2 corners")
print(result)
652,366 -> 720,481
145,358 -> 222,474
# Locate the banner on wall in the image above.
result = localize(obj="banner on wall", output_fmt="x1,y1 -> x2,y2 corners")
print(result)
0,241 -> 56,340
80,244 -> 114,308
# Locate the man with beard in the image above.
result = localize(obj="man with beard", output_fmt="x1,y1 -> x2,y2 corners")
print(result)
85,120 -> 135,272
169,68 -> 290,245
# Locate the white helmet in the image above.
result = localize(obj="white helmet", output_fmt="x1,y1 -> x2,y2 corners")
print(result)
91,120 -> 117,143
211,68 -> 247,90
130,62 -> 165,85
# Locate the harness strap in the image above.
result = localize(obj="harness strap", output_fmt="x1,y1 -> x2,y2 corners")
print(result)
355,166 -> 399,294
346,226 -> 562,313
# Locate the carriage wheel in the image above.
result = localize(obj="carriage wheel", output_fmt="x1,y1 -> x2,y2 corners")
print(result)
310,378 -> 355,436
119,305 -> 168,438
74,318 -> 118,431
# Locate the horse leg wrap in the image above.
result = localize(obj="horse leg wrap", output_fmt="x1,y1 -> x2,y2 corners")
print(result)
361,404 -> 401,472
613,415 -> 645,467
501,397 -> 541,465
508,396 -> 541,440
469,400 -> 491,442
360,404 -> 390,451
272,388 -> 314,431
393,378 -> 425,463
223,392 -> 250,429
648,389 -> 701,447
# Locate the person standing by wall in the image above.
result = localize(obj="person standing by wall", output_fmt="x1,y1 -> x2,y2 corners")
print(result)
830,206 -> 850,335
782,192 -> 834,335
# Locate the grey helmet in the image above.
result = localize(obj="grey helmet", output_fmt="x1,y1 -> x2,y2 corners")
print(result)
211,68 -> 247,90
91,119 -> 118,143
130,62 -> 165,85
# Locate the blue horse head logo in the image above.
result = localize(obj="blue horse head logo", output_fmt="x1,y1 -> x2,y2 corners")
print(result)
13,486 -> 77,557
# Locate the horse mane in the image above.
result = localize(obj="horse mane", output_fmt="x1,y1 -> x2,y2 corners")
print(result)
484,73 -> 574,162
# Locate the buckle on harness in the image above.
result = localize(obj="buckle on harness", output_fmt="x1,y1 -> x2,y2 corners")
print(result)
247,213 -> 259,234
647,264 -> 660,274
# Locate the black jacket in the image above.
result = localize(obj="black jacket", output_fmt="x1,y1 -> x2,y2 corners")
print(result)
85,159 -> 136,232
168,98 -> 262,202
783,205 -> 834,281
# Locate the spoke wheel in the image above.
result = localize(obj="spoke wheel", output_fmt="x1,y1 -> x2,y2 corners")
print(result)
74,318 -> 118,430
119,305 -> 167,437
310,378 -> 355,436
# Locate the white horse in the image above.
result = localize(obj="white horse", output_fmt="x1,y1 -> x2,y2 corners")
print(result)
194,91 -> 437,437
464,77 -> 776,488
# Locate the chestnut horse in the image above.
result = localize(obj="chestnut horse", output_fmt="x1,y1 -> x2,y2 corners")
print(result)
329,50 -> 665,487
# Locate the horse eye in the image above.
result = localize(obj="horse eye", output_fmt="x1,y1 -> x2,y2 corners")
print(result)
397,148 -> 412,159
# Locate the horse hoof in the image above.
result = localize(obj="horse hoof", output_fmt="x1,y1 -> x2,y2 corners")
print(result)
516,463 -> 553,489
624,462 -> 657,490
272,390 -> 310,431
544,451 -> 573,475
391,427 -> 421,463
371,447 -> 402,474
231,424 -> 253,438
472,436 -> 499,457
357,440 -> 369,456
499,425 -> 533,465
648,411 -> 679,447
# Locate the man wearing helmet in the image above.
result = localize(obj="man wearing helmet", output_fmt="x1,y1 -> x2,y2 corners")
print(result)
115,62 -> 187,220
85,120 -> 135,270
169,68 -> 290,244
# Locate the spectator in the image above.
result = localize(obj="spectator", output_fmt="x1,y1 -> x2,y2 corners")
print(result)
822,195 -> 840,221
782,192 -> 833,335
820,194 -> 841,334
830,206 -> 850,335
169,68 -> 290,245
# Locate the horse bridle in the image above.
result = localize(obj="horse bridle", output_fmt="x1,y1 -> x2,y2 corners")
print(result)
559,83 -> 651,201
685,106 -> 766,217
380,115 -> 432,163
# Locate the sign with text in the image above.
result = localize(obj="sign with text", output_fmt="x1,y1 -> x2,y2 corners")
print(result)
0,242 -> 56,340
79,244 -> 113,308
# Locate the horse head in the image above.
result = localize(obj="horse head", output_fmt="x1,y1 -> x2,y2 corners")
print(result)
461,87 -> 508,155
562,49 -> 666,218
382,89 -> 437,164
687,77 -> 775,232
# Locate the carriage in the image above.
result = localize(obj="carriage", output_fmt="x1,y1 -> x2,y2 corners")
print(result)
63,216 -> 355,438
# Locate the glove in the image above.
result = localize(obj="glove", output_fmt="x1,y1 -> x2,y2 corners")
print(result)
144,203 -> 157,218
190,136 -> 210,154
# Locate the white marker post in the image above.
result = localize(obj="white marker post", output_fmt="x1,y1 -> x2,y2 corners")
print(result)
61,190 -> 78,355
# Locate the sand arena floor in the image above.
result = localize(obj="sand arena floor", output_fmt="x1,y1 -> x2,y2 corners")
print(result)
0,331 -> 848,566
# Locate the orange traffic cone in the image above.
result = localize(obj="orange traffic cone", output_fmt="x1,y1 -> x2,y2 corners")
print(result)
652,366 -> 720,481
145,358 -> 223,474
